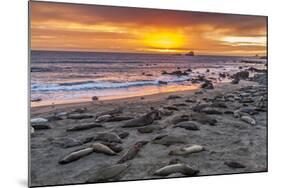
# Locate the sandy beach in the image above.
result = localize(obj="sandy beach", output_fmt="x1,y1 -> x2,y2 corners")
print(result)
30,72 -> 267,187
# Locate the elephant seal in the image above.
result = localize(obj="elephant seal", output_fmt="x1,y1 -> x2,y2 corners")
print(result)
90,143 -> 117,155
52,137 -> 83,148
174,121 -> 200,131
99,142 -> 123,153
86,163 -> 130,183
59,147 -> 94,164
152,135 -> 186,146
240,116 -> 256,125
31,117 -> 48,124
106,116 -> 134,122
95,114 -> 112,122
169,145 -> 204,156
32,122 -> 51,130
153,164 -> 199,176
94,132 -> 122,143
224,161 -> 246,168
67,113 -> 93,120
233,110 -> 248,118
67,123 -> 102,131
121,111 -> 159,128
117,141 -> 148,164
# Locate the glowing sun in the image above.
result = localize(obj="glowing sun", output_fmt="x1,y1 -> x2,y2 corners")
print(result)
143,32 -> 186,50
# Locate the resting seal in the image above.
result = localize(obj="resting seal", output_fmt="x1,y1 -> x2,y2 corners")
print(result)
169,145 -> 204,156
154,163 -> 199,176
90,143 -> 117,155
59,147 -> 94,164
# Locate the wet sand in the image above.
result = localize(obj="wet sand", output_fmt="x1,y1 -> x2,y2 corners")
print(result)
30,77 -> 267,187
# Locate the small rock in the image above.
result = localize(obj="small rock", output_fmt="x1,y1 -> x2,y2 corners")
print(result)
92,96 -> 99,101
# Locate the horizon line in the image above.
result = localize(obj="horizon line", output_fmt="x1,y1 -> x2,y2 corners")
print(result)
30,49 -> 266,58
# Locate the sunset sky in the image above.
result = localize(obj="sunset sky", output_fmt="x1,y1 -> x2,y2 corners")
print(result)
30,1 -> 267,56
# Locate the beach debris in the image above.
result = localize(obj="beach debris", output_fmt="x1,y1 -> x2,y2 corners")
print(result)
240,116 -> 256,125
67,123 -> 102,131
59,147 -> 94,164
86,163 -> 130,183
167,95 -> 181,100
185,98 -> 196,103
224,161 -> 246,168
174,121 -> 200,131
52,137 -> 83,148
92,96 -> 99,101
95,114 -> 112,122
152,135 -> 186,146
90,143 -> 117,155
153,164 -> 199,176
67,113 -> 94,120
94,132 -> 122,143
117,141 -> 148,164
169,145 -> 204,156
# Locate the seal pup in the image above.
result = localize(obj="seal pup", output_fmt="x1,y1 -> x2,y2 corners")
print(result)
59,147 -> 94,164
240,116 -> 256,125
90,143 -> 117,155
117,141 -> 148,164
153,164 -> 199,176
169,145 -> 204,156
86,163 -> 130,183
67,123 -> 102,131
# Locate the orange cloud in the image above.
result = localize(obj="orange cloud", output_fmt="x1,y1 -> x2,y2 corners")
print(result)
30,1 -> 267,56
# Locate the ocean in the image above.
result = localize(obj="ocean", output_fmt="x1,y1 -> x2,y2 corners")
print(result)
30,50 -> 265,106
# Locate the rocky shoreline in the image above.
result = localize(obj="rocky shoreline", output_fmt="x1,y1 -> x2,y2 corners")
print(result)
30,72 -> 267,187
